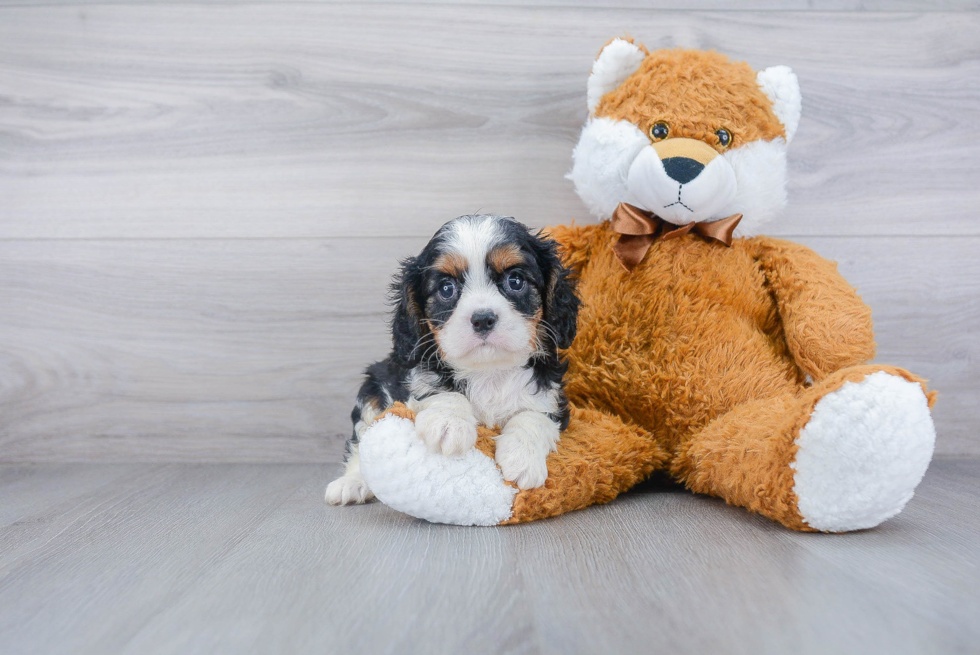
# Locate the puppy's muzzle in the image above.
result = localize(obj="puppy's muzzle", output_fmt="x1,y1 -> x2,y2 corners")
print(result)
470,310 -> 498,336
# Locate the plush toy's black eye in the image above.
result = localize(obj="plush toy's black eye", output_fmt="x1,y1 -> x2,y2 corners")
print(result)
507,271 -> 526,292
649,122 -> 669,141
438,279 -> 457,300
715,128 -> 732,148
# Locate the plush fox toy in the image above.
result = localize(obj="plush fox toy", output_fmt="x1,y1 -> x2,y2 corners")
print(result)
355,42 -> 938,532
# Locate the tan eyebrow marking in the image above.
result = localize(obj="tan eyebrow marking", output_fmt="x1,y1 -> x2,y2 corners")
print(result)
487,244 -> 524,273
433,252 -> 468,277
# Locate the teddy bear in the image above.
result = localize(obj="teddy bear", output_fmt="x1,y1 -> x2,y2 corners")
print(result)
353,41 -> 937,532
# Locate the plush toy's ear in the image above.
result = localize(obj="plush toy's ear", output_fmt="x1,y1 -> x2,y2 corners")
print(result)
587,38 -> 647,115
757,65 -> 802,143
390,256 -> 427,367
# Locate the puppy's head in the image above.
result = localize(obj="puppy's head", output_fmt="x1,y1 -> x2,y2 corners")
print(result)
391,215 -> 578,372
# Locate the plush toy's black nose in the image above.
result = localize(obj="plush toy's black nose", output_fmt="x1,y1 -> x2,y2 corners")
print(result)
470,310 -> 498,335
661,157 -> 705,184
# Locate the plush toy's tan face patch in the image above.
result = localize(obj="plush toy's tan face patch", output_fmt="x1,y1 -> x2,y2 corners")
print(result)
595,49 -> 785,152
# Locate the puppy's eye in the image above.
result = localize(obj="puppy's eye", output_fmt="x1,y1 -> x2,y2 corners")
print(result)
649,122 -> 669,141
715,128 -> 732,148
507,272 -> 526,292
438,279 -> 457,300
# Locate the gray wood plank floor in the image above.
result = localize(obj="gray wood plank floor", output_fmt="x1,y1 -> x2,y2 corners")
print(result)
0,458 -> 977,655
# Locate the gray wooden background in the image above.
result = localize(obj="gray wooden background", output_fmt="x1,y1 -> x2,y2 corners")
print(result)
1,1 -> 977,463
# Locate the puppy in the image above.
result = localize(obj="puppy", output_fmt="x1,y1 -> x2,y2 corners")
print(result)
325,214 -> 580,505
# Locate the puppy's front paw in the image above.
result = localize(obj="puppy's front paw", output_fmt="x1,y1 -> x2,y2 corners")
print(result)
325,475 -> 374,505
415,408 -> 478,456
495,433 -> 549,490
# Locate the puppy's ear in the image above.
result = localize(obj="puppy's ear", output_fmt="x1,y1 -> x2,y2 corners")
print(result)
535,235 -> 580,350
390,256 -> 427,367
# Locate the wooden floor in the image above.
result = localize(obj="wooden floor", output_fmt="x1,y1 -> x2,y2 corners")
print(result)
0,458 -> 976,655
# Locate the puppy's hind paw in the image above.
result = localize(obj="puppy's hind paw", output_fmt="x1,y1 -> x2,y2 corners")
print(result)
325,475 -> 375,505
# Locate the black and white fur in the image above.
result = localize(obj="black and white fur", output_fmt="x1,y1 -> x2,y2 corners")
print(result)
325,215 -> 580,505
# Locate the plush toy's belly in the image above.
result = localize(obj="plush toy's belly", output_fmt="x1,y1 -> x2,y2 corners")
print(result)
563,233 -> 804,443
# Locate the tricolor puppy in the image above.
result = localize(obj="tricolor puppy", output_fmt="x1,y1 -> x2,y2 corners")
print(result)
325,215 -> 580,505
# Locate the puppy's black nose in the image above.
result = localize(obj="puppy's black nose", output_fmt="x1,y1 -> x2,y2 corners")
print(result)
470,310 -> 498,335
661,157 -> 705,184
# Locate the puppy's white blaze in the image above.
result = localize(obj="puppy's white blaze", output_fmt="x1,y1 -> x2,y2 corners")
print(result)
626,146 -> 737,225
440,214 -> 501,290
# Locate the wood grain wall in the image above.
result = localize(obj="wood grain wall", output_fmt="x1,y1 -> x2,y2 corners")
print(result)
1,2 -> 977,461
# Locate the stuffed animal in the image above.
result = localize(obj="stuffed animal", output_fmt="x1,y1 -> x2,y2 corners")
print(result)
355,41 -> 937,532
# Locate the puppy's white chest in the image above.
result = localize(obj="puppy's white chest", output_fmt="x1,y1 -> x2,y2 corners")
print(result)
463,368 -> 555,428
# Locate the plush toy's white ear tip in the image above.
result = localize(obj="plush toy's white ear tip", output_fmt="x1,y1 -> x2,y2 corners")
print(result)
757,65 -> 802,143
587,38 -> 646,114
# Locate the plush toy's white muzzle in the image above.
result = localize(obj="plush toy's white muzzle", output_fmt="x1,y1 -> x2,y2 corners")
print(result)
626,141 -> 738,225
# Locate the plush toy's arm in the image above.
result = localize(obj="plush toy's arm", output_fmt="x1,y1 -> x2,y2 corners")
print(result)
541,223 -> 606,276
752,237 -> 876,381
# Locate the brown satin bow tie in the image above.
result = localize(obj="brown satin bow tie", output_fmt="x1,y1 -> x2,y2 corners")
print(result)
610,202 -> 743,270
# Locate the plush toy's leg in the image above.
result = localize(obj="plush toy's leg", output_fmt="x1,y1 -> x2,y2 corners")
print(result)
357,405 -> 518,526
357,403 -> 669,526
672,365 -> 937,532
502,406 -> 669,524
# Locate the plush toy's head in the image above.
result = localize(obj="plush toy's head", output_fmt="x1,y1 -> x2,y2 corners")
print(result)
568,41 -> 801,236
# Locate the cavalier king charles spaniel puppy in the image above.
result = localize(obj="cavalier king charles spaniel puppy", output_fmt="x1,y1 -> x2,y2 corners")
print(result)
326,214 -> 580,505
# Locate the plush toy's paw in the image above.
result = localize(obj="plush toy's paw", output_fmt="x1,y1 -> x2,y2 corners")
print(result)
494,413 -> 559,490
324,474 -> 374,505
792,371 -> 936,532
415,406 -> 478,456
358,415 -> 517,526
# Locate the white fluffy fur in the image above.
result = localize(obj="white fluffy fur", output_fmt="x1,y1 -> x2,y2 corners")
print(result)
459,366 -> 559,428
494,410 -> 560,489
721,137 -> 789,237
791,372 -> 936,532
757,66 -> 802,144
359,415 -> 517,526
626,144 -> 738,225
324,445 -> 375,505
411,391 -> 479,456
587,38 -> 646,114
567,117 -> 650,220
569,117 -> 789,236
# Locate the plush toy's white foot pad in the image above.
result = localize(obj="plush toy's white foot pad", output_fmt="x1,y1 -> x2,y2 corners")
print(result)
358,416 -> 517,526
792,371 -> 936,532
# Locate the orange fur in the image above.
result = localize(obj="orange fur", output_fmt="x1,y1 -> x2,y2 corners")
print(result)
433,252 -> 468,277
503,222 -> 925,530
487,244 -> 524,273
596,49 -> 785,151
